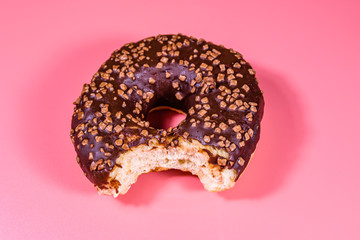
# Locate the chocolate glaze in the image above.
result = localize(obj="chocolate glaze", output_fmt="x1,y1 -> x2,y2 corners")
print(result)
70,34 -> 264,188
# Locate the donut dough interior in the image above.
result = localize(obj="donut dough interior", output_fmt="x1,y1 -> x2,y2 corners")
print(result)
98,136 -> 238,196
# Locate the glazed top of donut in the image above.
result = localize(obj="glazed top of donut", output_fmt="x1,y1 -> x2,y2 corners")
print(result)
71,34 -> 264,187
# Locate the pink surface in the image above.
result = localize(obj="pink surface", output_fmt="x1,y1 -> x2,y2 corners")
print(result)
1,0 -> 359,239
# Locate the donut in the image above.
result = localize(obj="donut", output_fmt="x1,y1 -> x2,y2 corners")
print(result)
70,34 -> 264,196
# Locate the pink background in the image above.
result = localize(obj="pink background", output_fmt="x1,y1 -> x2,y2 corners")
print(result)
1,0 -> 359,239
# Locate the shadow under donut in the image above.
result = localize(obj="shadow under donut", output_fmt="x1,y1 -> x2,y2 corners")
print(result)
17,36 -> 306,203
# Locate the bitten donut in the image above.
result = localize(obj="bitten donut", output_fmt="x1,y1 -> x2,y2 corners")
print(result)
71,34 -> 264,197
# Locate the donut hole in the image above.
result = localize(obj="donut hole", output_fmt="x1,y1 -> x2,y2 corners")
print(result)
146,106 -> 186,130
